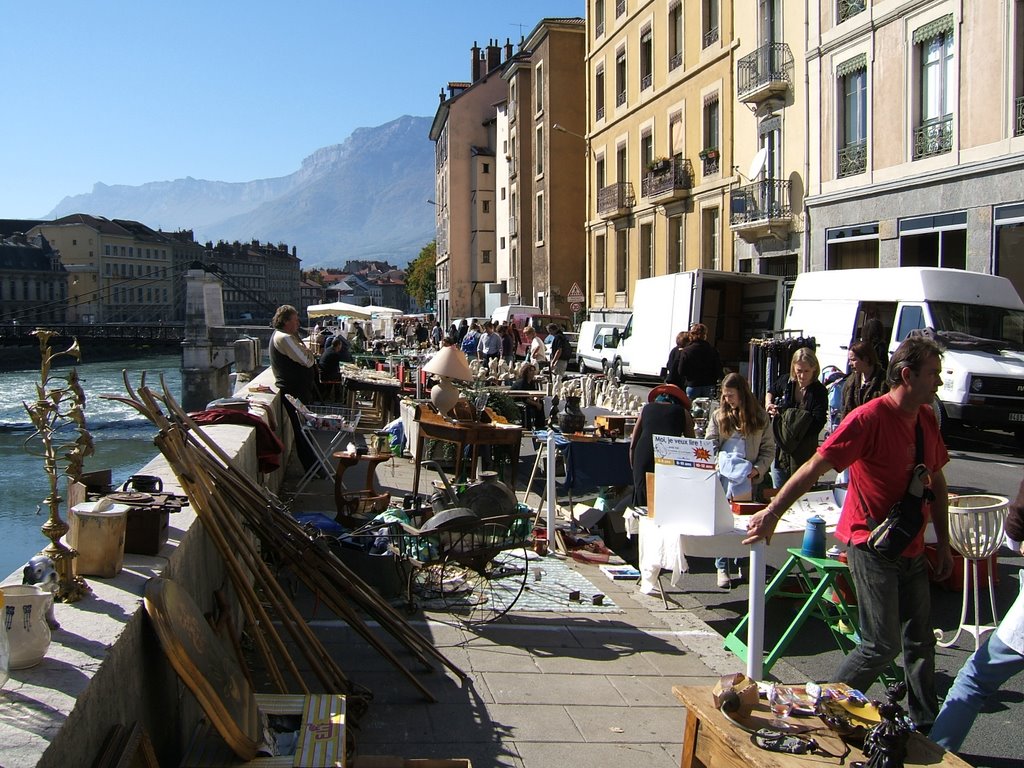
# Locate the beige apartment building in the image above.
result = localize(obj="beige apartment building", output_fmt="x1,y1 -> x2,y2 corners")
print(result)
586,0 -> 740,312
731,1 -> 807,277
29,214 -> 175,324
499,18 -> 587,318
430,42 -> 510,326
805,1 -> 1024,295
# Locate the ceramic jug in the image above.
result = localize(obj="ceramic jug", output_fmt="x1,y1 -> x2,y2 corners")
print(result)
801,515 -> 827,559
2,584 -> 52,669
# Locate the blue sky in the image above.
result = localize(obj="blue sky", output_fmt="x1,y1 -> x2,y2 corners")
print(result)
1,0 -> 583,219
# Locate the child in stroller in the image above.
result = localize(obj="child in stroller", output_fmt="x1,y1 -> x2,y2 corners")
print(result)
820,365 -> 846,438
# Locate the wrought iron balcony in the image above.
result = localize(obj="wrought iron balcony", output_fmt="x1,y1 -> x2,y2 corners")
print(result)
508,157 -> 517,178
615,0 -> 625,18
596,20 -> 604,38
737,42 -> 794,103
641,158 -> 694,201
641,72 -> 652,91
508,216 -> 517,236
1015,96 -> 1024,137
729,179 -> 792,242
596,104 -> 605,121
616,89 -> 626,107
597,182 -> 635,218
837,139 -> 867,178
669,52 -> 682,71
700,153 -> 720,177
912,115 -> 953,160
702,26 -> 719,49
837,0 -> 866,23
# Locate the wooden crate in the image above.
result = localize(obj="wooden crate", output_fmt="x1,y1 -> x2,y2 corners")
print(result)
181,694 -> 346,767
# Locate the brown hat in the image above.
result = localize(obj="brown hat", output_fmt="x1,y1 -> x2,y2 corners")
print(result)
647,383 -> 691,408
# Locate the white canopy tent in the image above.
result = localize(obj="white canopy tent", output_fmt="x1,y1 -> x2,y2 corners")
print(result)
307,302 -> 374,320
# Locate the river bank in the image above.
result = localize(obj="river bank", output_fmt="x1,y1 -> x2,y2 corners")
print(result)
0,339 -> 182,373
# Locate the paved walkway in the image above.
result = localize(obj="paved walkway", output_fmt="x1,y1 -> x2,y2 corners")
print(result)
286,448 -> 723,767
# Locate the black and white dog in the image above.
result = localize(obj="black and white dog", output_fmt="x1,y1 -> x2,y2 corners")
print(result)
22,555 -> 60,629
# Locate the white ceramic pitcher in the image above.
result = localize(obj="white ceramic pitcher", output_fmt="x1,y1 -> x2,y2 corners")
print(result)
2,584 -> 53,669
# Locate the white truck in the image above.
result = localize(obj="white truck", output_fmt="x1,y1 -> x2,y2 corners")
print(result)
609,270 -> 785,381
784,267 -> 1024,439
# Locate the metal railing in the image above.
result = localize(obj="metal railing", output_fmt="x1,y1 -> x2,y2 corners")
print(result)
702,26 -> 719,49
669,52 -> 682,71
615,0 -> 625,17
912,115 -> 953,159
701,155 -> 720,176
597,182 -> 636,215
596,104 -> 605,121
1016,96 -> 1024,137
837,0 -> 866,23
616,90 -> 626,107
641,72 -> 652,91
508,217 -> 517,236
641,158 -> 694,198
737,42 -> 794,99
729,179 -> 792,225
596,20 -> 604,37
837,139 -> 867,178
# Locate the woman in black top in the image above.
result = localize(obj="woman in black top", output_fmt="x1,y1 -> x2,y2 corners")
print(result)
765,347 -> 828,488
840,340 -> 887,421
630,383 -> 695,506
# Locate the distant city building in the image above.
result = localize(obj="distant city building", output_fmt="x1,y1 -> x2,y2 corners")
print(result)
300,278 -> 325,315
203,240 -> 301,323
29,214 -> 175,323
161,229 -> 205,322
0,232 -> 68,326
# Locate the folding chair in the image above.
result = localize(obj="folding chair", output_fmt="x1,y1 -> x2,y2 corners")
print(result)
285,395 -> 361,494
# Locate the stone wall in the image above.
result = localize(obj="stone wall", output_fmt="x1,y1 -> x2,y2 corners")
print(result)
1,367 -> 293,768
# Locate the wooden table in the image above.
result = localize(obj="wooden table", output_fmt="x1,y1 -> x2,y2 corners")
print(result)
672,685 -> 971,768
412,406 -> 523,495
332,450 -> 392,525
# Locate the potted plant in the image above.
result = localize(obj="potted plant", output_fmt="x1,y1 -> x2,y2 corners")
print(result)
699,148 -> 719,161
646,157 -> 671,173
22,330 -> 93,602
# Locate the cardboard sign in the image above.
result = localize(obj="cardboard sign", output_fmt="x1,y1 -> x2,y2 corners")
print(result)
651,435 -> 733,535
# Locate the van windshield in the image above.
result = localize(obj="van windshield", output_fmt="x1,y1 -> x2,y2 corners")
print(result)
928,301 -> 1024,349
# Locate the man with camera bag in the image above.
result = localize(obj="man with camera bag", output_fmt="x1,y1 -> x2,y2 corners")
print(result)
744,335 -> 954,729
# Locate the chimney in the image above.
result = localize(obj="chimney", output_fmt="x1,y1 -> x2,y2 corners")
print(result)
504,38 -> 513,61
486,38 -> 501,72
471,41 -> 480,81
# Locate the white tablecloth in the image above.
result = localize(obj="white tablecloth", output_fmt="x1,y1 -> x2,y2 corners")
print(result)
629,489 -> 843,594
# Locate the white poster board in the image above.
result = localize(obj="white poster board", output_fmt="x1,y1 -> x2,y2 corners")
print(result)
651,435 -> 733,535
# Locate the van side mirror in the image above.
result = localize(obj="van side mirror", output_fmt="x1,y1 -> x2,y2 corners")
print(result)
594,342 -> 603,350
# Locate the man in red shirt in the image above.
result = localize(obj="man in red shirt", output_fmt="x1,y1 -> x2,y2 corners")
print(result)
744,335 -> 954,729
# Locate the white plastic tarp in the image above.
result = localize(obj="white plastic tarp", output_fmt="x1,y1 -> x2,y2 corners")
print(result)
307,302 -> 373,320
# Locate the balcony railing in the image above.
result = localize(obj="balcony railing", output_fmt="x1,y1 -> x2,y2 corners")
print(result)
508,216 -> 517,236
669,51 -> 682,71
641,72 -> 652,91
436,227 -> 448,256
701,154 -> 720,176
702,26 -> 719,49
912,115 -> 953,160
596,104 -> 605,121
837,139 -> 867,178
616,90 -> 626,107
596,20 -> 604,38
729,179 -> 792,226
641,158 -> 694,200
597,182 -> 636,217
737,42 -> 794,102
1015,96 -> 1024,137
508,99 -> 516,124
508,157 -> 517,178
837,0 -> 866,23
615,0 -> 625,18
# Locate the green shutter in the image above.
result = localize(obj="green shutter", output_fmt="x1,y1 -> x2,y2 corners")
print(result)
836,53 -> 867,78
912,14 -> 954,45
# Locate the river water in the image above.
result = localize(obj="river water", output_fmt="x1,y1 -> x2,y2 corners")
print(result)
0,353 -> 180,580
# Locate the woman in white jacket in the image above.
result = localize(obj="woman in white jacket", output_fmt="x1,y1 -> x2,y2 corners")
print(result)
706,372 -> 775,588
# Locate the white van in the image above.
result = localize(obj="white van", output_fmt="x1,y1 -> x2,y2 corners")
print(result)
610,270 -> 784,381
576,320 -> 626,372
785,267 -> 1024,438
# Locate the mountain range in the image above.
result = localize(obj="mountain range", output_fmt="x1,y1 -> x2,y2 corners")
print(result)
47,115 -> 436,267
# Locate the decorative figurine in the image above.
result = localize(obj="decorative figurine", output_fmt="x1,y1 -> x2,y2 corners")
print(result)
22,555 -> 60,629
860,683 -> 911,768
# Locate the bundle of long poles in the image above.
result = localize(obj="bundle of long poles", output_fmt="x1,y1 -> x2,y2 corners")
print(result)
111,375 -> 465,710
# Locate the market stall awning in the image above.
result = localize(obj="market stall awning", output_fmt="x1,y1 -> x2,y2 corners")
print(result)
306,302 -> 374,319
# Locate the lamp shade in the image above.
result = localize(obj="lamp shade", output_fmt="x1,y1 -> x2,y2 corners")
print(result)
422,346 -> 474,382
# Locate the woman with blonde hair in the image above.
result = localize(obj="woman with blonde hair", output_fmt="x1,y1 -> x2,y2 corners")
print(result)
766,346 -> 828,489
707,372 -> 775,587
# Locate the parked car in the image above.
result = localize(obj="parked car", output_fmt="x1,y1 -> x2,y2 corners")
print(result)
576,320 -> 626,373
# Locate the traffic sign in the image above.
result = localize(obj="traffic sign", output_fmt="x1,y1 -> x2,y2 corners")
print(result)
566,282 -> 585,303
570,302 -> 582,312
